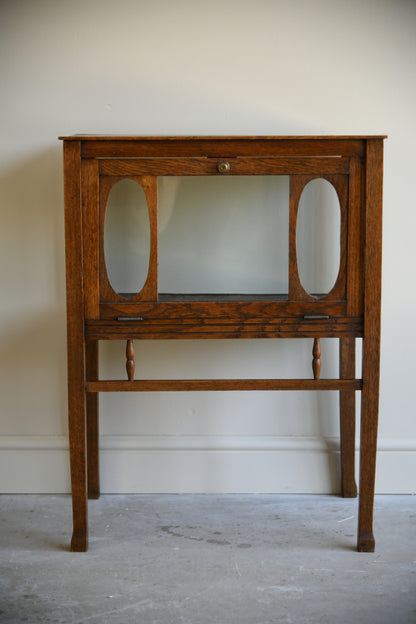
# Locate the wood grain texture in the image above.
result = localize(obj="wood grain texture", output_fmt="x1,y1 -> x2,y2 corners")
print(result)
98,299 -> 349,320
82,159 -> 99,319
99,175 -> 158,303
99,157 -> 350,177
289,174 -> 348,303
339,337 -> 358,498
86,379 -> 363,393
85,317 -> 363,340
357,139 -> 383,552
80,138 -> 368,159
346,157 -> 364,316
60,134 -> 387,140
63,140 -> 88,551
86,340 -> 99,500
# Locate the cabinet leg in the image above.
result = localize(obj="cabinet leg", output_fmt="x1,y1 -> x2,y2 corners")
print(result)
339,338 -> 357,498
357,354 -> 379,552
64,139 -> 88,551
357,137 -> 383,552
68,358 -> 88,552
86,340 -> 100,500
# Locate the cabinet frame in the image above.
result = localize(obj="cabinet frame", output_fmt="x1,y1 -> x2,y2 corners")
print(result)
61,135 -> 385,552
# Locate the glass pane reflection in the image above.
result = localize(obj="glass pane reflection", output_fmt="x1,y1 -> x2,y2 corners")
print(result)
104,178 -> 150,298
158,176 -> 289,295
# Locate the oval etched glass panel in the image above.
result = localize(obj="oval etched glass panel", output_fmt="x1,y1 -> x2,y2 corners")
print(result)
104,178 -> 150,299
296,178 -> 341,298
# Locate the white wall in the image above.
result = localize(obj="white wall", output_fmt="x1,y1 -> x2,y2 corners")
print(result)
1,0 -> 415,494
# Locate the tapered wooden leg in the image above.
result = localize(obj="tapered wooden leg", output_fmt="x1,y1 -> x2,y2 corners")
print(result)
64,139 -> 88,552
339,338 -> 357,498
68,408 -> 88,551
357,335 -> 380,552
86,340 -> 100,500
67,338 -> 88,552
357,396 -> 378,551
357,139 -> 383,552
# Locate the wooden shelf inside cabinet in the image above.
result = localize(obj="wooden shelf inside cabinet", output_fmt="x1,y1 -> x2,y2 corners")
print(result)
61,134 -> 386,553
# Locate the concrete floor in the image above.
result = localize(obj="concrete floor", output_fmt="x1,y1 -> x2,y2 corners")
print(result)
0,495 -> 415,624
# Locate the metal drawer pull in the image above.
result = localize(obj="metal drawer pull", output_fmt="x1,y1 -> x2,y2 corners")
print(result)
217,160 -> 231,174
303,315 -> 330,320
117,316 -> 145,321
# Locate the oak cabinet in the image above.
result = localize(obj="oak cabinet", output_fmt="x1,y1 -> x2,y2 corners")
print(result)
60,135 -> 385,552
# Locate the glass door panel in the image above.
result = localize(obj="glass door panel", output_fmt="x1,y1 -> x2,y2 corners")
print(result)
158,176 -> 289,297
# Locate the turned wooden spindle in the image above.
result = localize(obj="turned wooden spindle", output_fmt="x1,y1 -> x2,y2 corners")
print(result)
312,338 -> 321,380
126,340 -> 135,381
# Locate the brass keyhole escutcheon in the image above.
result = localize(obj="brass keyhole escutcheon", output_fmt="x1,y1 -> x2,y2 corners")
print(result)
217,160 -> 231,174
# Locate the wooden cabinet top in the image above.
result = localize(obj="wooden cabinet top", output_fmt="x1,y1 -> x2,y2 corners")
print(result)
59,135 -> 386,160
59,134 -> 387,140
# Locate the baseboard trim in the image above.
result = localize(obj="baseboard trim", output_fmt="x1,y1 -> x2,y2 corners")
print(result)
1,434 -> 415,452
1,435 -> 415,494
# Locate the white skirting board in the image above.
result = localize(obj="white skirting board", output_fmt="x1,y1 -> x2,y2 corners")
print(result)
0,435 -> 415,494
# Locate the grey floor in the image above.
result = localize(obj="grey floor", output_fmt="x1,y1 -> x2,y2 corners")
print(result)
0,495 -> 415,624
